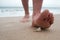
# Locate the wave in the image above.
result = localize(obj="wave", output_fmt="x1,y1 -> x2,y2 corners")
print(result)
0,7 -> 60,17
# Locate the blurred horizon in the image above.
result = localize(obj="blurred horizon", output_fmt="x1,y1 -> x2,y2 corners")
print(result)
0,0 -> 60,7
0,0 -> 60,17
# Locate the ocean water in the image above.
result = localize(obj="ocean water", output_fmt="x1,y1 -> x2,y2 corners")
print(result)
0,7 -> 60,17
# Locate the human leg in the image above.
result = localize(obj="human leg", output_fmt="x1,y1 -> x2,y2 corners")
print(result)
21,0 -> 29,22
32,0 -> 43,27
33,0 -> 43,17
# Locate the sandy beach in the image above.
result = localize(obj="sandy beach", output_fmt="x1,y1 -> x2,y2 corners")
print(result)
0,14 -> 60,40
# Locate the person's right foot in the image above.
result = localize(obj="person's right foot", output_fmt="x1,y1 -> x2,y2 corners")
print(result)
20,14 -> 30,23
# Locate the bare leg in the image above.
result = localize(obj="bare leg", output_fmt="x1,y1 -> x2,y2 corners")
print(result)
21,0 -> 29,22
33,0 -> 43,17
32,0 -> 43,27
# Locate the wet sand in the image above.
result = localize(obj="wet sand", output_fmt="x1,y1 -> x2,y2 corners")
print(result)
0,14 -> 60,40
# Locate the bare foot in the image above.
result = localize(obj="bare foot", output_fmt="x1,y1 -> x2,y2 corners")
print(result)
20,15 -> 30,23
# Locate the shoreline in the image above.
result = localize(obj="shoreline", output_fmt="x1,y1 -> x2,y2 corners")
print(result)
0,14 -> 60,17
